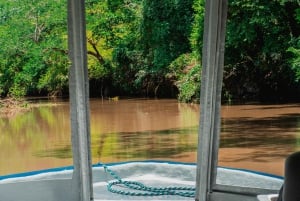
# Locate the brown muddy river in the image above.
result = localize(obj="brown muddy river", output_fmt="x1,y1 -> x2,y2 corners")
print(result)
0,98 -> 300,176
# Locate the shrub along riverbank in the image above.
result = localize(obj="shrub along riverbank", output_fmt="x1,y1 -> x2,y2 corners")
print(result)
0,98 -> 31,118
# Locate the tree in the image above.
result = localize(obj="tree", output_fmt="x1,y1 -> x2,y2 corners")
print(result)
166,0 -> 204,102
286,6 -> 300,83
0,0 -> 68,97
224,0 -> 300,101
85,0 -> 142,96
134,0 -> 194,96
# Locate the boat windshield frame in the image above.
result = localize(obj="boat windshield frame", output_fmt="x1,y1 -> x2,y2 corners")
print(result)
195,0 -> 280,200
66,0 -> 282,200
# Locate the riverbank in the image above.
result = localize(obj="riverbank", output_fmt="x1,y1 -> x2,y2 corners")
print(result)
0,98 -> 31,118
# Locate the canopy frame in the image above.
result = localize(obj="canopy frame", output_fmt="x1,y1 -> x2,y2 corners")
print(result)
195,1 -> 279,201
0,0 -> 282,201
67,0 -> 94,200
195,0 -> 228,200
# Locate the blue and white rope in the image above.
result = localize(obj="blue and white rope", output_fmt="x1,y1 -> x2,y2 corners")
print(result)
102,163 -> 195,197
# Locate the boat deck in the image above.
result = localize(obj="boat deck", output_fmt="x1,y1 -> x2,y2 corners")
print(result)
0,161 -> 282,201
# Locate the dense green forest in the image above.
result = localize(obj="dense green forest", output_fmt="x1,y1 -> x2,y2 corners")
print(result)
0,0 -> 299,102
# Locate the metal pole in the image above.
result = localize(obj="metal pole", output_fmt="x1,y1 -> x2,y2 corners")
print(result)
195,0 -> 227,201
67,0 -> 94,200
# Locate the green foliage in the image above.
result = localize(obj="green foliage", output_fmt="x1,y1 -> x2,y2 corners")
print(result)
164,0 -> 203,102
167,53 -> 201,102
177,71 -> 200,102
37,52 -> 69,96
224,0 -> 300,101
287,8 -> 300,82
296,8 -> 300,22
178,64 -> 201,103
127,0 -> 195,96
85,0 -> 142,94
112,46 -> 146,95
190,0 -> 205,55
0,0 -> 68,97
0,0 -> 300,102
141,0 -> 193,70
287,39 -> 300,81
87,0 -> 140,48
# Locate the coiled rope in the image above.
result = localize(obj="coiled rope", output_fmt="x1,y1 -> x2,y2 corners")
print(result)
102,163 -> 195,197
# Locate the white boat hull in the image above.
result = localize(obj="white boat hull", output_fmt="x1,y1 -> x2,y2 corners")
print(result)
0,161 -> 282,201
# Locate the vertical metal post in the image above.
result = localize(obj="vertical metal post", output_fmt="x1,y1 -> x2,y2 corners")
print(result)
195,0 -> 227,201
67,0 -> 94,201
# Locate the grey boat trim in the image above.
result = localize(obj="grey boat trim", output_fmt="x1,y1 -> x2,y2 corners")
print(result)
0,0 -> 282,200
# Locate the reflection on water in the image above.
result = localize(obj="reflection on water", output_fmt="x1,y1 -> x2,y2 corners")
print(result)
219,104 -> 300,176
0,99 -> 300,176
0,102 -> 72,175
89,99 -> 199,163
0,99 -> 199,175
91,128 -> 198,162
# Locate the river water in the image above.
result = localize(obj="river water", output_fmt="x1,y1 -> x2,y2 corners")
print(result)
0,98 -> 299,176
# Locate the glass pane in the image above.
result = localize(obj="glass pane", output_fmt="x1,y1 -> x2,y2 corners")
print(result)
0,98 -> 199,175
217,103 -> 300,188
89,98 -> 199,164
0,99 -> 72,175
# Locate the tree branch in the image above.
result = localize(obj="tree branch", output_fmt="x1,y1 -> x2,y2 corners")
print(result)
87,38 -> 105,64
